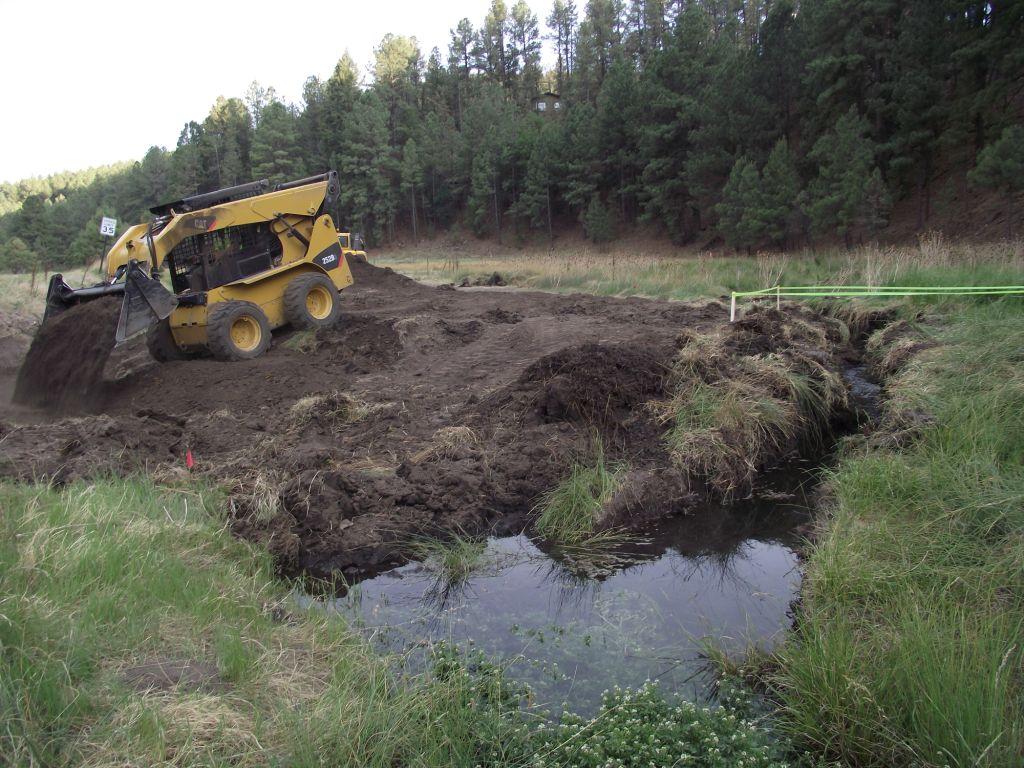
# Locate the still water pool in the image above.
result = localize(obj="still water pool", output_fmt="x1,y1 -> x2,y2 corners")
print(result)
302,469 -> 815,713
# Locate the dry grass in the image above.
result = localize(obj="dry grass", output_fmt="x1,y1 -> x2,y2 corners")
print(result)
289,391 -> 372,430
410,425 -> 481,463
373,233 -> 1024,304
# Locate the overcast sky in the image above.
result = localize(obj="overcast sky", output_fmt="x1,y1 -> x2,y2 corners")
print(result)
0,0 -> 553,184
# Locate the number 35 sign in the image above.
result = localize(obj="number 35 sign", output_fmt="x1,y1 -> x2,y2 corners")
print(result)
99,216 -> 117,237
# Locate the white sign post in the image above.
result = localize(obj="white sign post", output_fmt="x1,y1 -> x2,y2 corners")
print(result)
85,216 -> 118,286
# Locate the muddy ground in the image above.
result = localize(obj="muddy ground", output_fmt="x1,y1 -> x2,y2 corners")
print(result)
0,258 -> 857,578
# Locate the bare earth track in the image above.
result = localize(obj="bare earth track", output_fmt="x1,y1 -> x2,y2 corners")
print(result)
0,257 -> 854,578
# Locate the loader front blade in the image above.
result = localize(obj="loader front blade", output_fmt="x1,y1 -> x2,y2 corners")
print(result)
116,263 -> 178,343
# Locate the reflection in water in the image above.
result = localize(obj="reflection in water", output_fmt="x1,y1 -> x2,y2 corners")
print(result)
303,476 -> 813,714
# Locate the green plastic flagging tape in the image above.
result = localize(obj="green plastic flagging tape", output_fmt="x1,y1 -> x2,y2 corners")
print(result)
733,285 -> 1024,297
729,284 -> 1024,320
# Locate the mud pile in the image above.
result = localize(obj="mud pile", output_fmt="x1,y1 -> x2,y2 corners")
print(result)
517,342 -> 669,429
13,298 -> 120,411
0,261 -> 859,579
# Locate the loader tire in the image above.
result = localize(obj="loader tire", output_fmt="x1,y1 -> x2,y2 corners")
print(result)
207,301 -> 271,361
284,273 -> 341,330
146,318 -> 187,363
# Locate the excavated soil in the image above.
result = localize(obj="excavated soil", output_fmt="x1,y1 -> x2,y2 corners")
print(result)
0,256 -> 854,578
13,298 -> 120,410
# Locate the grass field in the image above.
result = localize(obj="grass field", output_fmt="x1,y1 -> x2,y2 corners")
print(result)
774,301 -> 1024,766
374,233 -> 1024,303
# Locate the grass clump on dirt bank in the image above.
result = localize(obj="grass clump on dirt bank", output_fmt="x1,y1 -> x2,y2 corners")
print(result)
774,300 -> 1024,767
289,390 -> 372,430
0,479 -> 535,767
535,439 -> 626,545
662,329 -> 846,497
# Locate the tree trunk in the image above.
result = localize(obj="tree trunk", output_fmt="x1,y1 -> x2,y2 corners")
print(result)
546,185 -> 553,245
410,187 -> 418,242
493,179 -> 502,245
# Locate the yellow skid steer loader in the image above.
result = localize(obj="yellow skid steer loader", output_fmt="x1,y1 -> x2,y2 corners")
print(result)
44,171 -> 363,361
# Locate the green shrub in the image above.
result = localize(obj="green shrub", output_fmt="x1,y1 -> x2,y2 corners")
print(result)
530,681 -> 789,768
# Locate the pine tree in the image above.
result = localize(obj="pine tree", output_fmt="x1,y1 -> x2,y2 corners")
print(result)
508,0 -> 542,100
547,0 -> 578,93
806,107 -> 891,245
715,157 -> 762,251
759,138 -> 801,247
582,193 -> 615,243
419,110 -> 464,228
517,121 -> 563,241
373,35 -> 423,148
334,94 -> 396,243
244,81 -> 278,129
969,125 -> 1024,236
198,97 -> 252,190
321,54 -> 360,167
574,0 -> 625,99
251,101 -> 305,184
0,237 -> 40,274
13,195 -> 49,256
477,0 -> 511,86
597,58 -> 642,223
468,156 -> 497,237
637,6 -> 710,243
401,139 -> 423,241
561,103 -> 600,215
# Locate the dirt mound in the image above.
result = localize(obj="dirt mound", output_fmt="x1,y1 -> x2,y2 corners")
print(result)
0,413 -> 184,483
346,253 -> 422,292
315,314 -> 404,370
0,266 -> 858,580
13,298 -> 120,411
518,342 -> 670,428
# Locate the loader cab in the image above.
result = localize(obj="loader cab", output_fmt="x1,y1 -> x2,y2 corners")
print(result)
166,222 -> 283,295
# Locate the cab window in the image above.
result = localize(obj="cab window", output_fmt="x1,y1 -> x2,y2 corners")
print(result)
339,234 -> 350,249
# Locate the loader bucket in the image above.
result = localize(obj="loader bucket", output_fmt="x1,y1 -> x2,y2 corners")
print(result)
41,263 -> 177,345
116,262 -> 178,343
44,273 -> 126,323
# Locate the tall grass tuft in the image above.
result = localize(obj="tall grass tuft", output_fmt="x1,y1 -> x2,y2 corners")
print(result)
406,532 -> 489,585
535,438 -> 626,545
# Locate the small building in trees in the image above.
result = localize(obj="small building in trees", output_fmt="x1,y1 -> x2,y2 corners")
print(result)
531,89 -> 562,117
